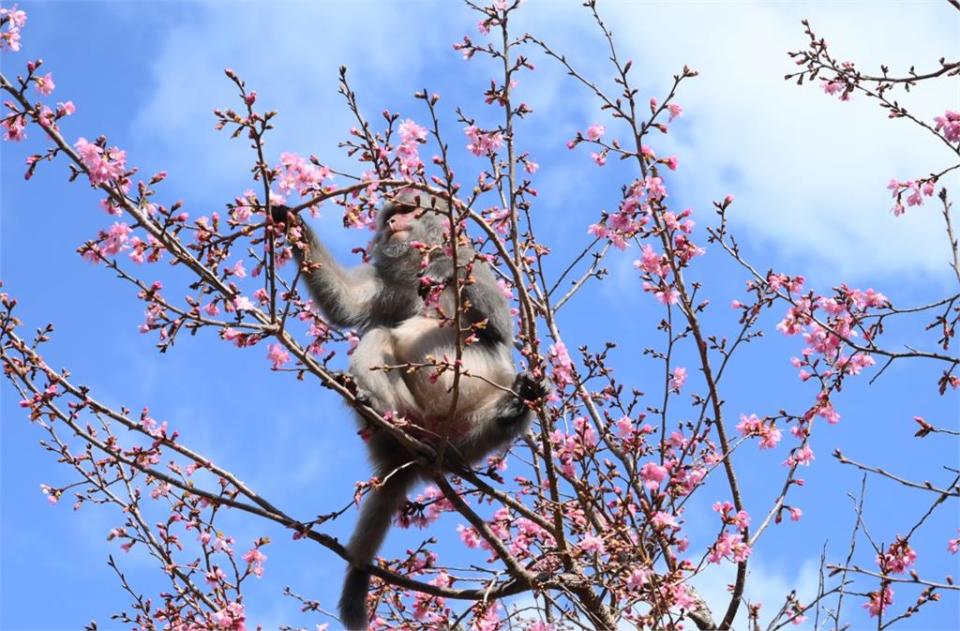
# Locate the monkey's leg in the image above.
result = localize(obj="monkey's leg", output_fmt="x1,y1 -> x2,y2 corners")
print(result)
339,455 -> 420,630
348,327 -> 420,418
455,372 -> 546,461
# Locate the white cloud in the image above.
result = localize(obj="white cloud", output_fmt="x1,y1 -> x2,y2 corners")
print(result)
133,1 -> 958,280
691,556 -> 822,629
130,1 -> 463,245
535,1 -> 960,280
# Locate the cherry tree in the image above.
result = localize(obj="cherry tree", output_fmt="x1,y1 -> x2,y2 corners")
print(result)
1,1 -> 957,629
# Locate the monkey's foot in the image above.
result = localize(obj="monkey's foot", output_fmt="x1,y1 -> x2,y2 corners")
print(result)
514,371 -> 548,404
495,373 -> 547,429
332,370 -> 357,391
354,387 -> 374,408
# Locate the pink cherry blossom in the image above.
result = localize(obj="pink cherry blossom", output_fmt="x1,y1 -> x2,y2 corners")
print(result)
233,296 -> 254,311
863,586 -> 893,617
934,110 -> 960,143
40,483 -> 59,504
634,244 -> 666,276
242,546 -> 267,578
822,80 -> 844,96
639,462 -> 668,490
101,222 -> 132,256
585,123 -> 605,141
651,511 -> 678,529
457,524 -> 483,549
785,445 -> 814,467
465,125 -> 504,156
876,537 -> 916,574
654,287 -> 679,305
548,342 -> 573,388
669,367 -> 687,391
227,260 -> 247,278
276,152 -> 330,197
2,114 -> 25,141
74,137 -> 127,187
707,531 -> 751,564
398,118 -> 427,143
267,343 -> 291,369
578,533 -> 605,554
34,71 -> 54,95
0,5 -> 26,52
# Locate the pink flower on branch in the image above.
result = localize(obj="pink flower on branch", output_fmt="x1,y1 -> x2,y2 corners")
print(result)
651,511 -> 678,530
706,531 -> 751,564
669,366 -> 687,392
785,445 -> 814,467
876,537 -> 916,574
267,343 -> 290,370
395,118 -> 427,176
1,113 -> 26,141
639,462 -> 668,490
242,544 -> 268,578
465,125 -> 503,156
74,137 -> 127,187
34,71 -> 54,95
863,585 -> 894,617
585,122 -> 605,140
547,341 -> 573,388
0,5 -> 26,52
276,152 -> 331,198
736,413 -> 782,450
934,110 -> 960,143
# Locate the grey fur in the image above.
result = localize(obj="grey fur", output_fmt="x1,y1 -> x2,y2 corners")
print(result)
274,192 -> 542,630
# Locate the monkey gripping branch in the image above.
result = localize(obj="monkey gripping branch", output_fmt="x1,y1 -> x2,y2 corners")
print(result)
1,1 -> 958,629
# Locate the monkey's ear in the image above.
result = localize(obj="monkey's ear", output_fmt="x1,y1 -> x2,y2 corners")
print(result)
270,204 -> 292,225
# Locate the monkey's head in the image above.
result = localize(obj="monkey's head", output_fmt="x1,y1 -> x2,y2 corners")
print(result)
371,189 -> 447,265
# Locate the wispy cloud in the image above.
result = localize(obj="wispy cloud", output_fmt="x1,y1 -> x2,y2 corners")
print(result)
133,1 -> 958,280
691,556 -> 822,629
538,1 -> 959,280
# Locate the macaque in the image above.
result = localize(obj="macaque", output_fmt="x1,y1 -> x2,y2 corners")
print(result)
273,189 -> 542,629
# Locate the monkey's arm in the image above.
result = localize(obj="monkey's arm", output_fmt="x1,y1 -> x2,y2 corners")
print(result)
463,262 -> 513,345
428,253 -> 512,345
275,206 -> 380,329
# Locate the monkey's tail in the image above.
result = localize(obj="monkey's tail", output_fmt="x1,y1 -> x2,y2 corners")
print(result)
339,566 -> 372,631
339,465 -> 418,630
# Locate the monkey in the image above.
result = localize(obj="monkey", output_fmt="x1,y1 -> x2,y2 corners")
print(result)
272,189 -> 543,630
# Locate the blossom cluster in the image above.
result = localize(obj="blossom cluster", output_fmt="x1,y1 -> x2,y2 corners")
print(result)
276,151 -> 332,199
75,136 -> 128,187
0,4 -> 25,51
396,118 -> 427,176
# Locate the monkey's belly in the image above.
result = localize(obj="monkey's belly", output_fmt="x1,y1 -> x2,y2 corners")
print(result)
390,316 -> 514,419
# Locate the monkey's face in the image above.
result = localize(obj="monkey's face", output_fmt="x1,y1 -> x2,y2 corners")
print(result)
384,204 -> 418,241
374,193 -> 446,262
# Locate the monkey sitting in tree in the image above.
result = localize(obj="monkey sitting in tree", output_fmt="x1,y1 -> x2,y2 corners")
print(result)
273,189 -> 543,630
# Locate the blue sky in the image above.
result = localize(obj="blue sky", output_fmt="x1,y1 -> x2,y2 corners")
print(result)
1,1 -> 958,629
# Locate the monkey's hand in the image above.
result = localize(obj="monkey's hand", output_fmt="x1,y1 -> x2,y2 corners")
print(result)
270,203 -> 294,225
420,254 -> 455,284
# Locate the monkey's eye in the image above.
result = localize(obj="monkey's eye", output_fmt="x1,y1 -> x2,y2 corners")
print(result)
393,204 -> 418,215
